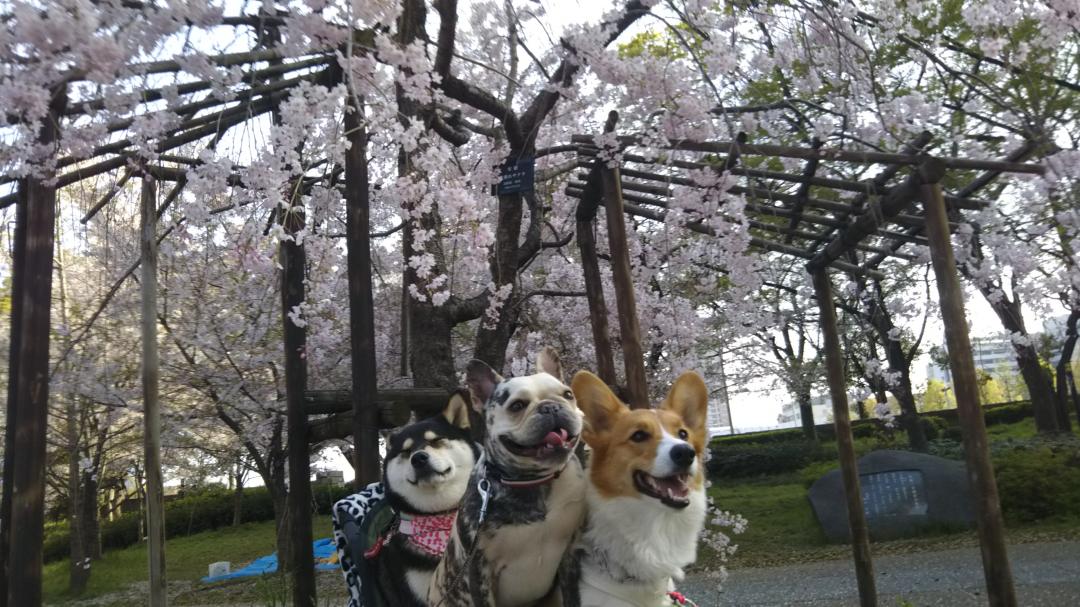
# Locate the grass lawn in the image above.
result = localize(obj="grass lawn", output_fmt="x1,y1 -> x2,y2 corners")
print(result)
44,515 -> 335,604
699,415 -> 1080,571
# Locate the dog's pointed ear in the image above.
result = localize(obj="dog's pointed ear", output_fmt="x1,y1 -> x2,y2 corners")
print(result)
660,371 -> 709,434
535,346 -> 564,382
572,371 -> 625,443
465,359 -> 502,413
442,391 -> 471,430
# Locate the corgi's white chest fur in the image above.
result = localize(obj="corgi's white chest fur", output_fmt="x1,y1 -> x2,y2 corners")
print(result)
577,483 -> 706,607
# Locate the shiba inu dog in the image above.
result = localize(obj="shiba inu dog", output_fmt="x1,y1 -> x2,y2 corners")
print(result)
567,371 -> 710,607
373,393 -> 480,606
428,347 -> 586,607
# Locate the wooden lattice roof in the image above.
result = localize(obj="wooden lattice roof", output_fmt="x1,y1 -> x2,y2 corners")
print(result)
563,129 -> 1046,279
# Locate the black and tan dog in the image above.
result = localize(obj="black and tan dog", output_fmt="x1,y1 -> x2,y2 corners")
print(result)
372,394 -> 479,606
427,347 -> 586,606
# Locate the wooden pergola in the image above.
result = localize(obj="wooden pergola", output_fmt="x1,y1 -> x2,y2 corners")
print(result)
0,37 -> 1047,607
559,113 -> 1044,607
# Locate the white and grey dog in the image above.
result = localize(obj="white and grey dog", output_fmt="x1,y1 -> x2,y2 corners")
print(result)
428,347 -> 586,607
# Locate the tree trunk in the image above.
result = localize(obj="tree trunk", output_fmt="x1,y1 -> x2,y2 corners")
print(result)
474,191 -> 525,372
232,464 -> 244,527
81,474 -> 101,560
979,287 -> 1059,433
1054,310 -> 1078,431
268,471 -> 292,572
797,390 -> 817,441
884,339 -> 928,452
67,458 -> 89,596
409,303 -> 457,389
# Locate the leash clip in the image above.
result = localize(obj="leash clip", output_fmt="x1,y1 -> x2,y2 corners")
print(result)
477,477 -> 491,524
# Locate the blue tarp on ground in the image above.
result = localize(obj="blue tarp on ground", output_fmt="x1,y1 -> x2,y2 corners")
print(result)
201,537 -> 339,583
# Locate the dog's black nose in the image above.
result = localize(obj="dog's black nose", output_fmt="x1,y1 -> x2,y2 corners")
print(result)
538,402 -> 560,416
411,451 -> 430,469
670,444 -> 696,469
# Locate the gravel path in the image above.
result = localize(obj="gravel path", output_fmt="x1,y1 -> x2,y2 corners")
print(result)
680,541 -> 1080,606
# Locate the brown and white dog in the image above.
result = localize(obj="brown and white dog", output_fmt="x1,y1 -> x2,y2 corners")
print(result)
427,347 -> 586,607
566,371 -> 709,607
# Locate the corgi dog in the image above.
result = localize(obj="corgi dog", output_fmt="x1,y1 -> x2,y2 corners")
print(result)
375,393 -> 480,606
567,371 -> 710,607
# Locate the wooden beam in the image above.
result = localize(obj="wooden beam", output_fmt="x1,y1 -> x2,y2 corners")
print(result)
922,182 -> 1017,607
573,134 -> 1046,174
861,142 -> 1038,272
811,269 -> 876,607
807,159 -> 946,273
139,175 -> 167,606
580,149 -> 989,210
566,186 -> 916,261
599,114 -> 649,409
6,86 -> 64,607
810,132 -> 935,251
344,91 -> 381,488
304,388 -> 450,417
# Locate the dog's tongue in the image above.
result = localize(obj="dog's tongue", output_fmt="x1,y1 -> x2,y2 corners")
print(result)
543,428 -> 569,448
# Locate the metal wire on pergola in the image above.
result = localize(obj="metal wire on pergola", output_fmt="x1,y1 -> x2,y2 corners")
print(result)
561,113 -> 1046,607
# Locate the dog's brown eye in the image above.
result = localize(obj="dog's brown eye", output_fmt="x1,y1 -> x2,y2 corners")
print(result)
630,430 -> 650,443
563,390 -> 574,400
508,399 -> 527,413
678,429 -> 689,440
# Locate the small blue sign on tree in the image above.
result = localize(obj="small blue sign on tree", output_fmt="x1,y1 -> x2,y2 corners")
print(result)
494,156 -> 535,195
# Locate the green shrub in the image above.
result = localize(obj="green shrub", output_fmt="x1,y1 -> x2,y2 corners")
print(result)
102,512 -> 141,551
798,460 -> 839,488
925,438 -> 964,460
984,402 -> 1033,426
920,416 -> 950,440
41,482 -> 359,564
708,439 -> 835,478
993,436 -> 1080,523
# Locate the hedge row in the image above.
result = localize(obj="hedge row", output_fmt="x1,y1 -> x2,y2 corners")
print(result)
44,482 -> 356,563
712,401 -> 1033,448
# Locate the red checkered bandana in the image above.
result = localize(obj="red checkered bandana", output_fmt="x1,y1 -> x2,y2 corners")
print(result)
398,512 -> 456,557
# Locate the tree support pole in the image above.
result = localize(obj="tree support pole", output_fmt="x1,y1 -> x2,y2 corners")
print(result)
344,91 -> 381,487
140,175 -> 167,606
599,112 -> 649,408
576,202 -> 617,387
812,269 -> 876,607
922,182 -> 1016,607
6,86 -> 64,607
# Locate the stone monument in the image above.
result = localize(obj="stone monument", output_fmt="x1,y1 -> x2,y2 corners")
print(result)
807,449 -> 975,542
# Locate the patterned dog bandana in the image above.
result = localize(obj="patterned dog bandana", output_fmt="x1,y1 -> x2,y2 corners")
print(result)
398,512 -> 456,557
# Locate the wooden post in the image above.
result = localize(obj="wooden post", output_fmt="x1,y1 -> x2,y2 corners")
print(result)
7,86 -> 64,607
812,269 -> 876,607
344,91 -> 381,487
0,177 -> 26,607
281,194 -> 316,606
576,201 -> 617,386
922,182 -> 1016,607
140,175 -> 167,606
599,111 -> 649,408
